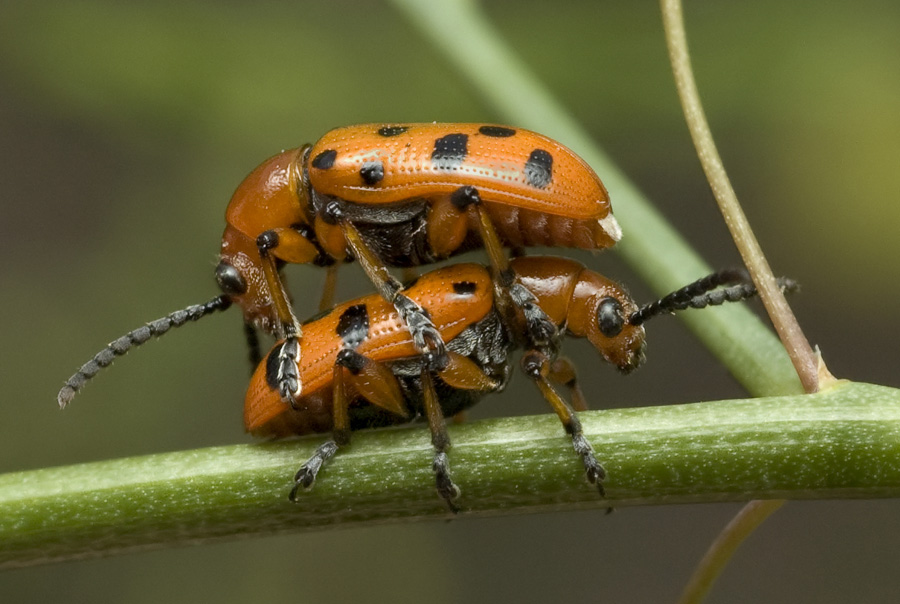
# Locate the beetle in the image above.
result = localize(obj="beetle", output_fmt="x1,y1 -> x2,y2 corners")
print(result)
244,256 -> 796,511
57,253 -> 795,510
215,123 -> 622,406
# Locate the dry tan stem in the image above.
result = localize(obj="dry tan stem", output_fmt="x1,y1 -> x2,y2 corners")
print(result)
660,0 -> 836,394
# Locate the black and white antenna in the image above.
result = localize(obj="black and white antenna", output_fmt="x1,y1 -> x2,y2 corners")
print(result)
57,295 -> 232,408
629,268 -> 799,327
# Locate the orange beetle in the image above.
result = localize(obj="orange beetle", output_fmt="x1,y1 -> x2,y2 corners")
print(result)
245,256 -> 787,511
216,123 -> 622,406
58,248 -> 793,511
245,256 -> 641,511
244,262 -> 505,442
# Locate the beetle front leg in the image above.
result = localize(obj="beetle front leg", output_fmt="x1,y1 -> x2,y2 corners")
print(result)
256,228 -> 318,406
521,350 -> 606,496
547,356 -> 589,412
290,360 -> 352,499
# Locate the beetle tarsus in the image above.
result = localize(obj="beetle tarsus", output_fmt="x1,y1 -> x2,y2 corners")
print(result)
277,337 -> 302,407
571,433 -> 607,497
394,295 -> 449,371
290,440 -> 340,500
433,451 -> 461,513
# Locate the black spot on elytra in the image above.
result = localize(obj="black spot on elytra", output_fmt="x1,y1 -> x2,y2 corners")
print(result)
378,125 -> 408,137
450,185 -> 481,209
264,342 -> 284,390
311,149 -> 337,170
452,281 -> 477,296
524,149 -> 553,189
336,304 -> 369,348
336,348 -> 366,375
432,133 -> 468,170
478,125 -> 516,138
359,160 -> 385,185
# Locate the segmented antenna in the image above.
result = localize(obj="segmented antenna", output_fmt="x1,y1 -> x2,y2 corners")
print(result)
629,269 -> 799,326
57,295 -> 232,408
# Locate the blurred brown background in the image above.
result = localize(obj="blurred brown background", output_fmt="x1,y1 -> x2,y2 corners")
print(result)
1,1 -> 898,602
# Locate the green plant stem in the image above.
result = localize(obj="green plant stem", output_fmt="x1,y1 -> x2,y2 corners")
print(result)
2,381 -> 897,569
389,0 -> 803,398
8,0 -> 896,573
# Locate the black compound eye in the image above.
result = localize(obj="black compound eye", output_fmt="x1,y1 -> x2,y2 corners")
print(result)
215,261 -> 247,296
596,297 -> 625,338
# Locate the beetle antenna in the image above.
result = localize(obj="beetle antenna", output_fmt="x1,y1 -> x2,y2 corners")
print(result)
629,269 -> 799,326
57,295 -> 232,408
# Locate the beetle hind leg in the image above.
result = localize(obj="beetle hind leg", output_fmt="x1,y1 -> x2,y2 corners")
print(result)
421,370 -> 461,513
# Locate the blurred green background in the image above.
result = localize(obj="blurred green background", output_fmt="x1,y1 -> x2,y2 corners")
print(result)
2,0 -> 898,602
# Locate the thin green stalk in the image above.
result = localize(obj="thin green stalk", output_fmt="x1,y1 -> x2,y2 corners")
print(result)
2,382 -> 898,569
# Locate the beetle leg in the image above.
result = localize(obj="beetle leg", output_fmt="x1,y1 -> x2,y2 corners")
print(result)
337,349 -> 409,418
437,351 -> 502,392
435,351 -> 502,427
290,359 -> 352,499
339,218 -> 449,372
521,350 -> 606,497
452,186 -> 544,339
507,282 -> 562,354
547,356 -> 589,412
243,321 -> 262,371
318,264 -> 339,312
256,227 -> 320,405
421,369 -> 460,513
449,186 -> 509,274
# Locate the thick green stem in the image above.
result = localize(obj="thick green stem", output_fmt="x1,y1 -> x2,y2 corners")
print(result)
2,382 -> 898,569
6,0 -> 895,574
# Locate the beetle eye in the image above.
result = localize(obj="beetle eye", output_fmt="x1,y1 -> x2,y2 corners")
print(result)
215,261 -> 247,295
596,297 -> 625,338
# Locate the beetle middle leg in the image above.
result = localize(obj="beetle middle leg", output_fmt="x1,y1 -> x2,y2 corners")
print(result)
290,349 -> 409,499
337,216 -> 449,371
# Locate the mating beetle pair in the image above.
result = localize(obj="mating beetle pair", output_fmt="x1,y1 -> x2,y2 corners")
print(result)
213,123 -> 621,405
58,123 -> 792,511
